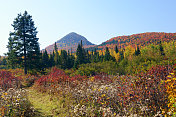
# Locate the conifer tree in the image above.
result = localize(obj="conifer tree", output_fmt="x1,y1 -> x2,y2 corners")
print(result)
104,47 -> 113,61
76,43 -> 84,65
119,49 -> 124,62
42,49 -> 49,68
159,41 -> 165,56
6,36 -> 19,68
67,50 -> 75,69
54,42 -> 60,65
7,11 -> 40,74
49,52 -> 55,67
60,50 -> 68,69
135,45 -> 141,56
115,45 -> 119,53
74,41 -> 87,68
92,48 -> 100,62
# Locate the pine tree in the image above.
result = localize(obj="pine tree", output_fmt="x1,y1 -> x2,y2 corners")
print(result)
54,42 -> 60,65
74,41 -> 87,68
92,49 -> 100,63
119,50 -> 124,62
115,45 -> 119,53
159,41 -> 165,56
6,36 -> 19,68
86,50 -> 90,61
60,50 -> 68,69
7,11 -> 40,74
67,50 -> 75,69
135,45 -> 140,56
42,49 -> 49,68
104,47 -> 112,61
76,43 -> 84,65
49,53 -> 55,67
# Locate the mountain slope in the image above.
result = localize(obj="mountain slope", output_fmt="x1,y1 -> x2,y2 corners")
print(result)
87,32 -> 176,51
45,32 -> 95,53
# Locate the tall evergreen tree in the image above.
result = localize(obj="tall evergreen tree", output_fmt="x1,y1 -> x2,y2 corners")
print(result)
115,45 -> 119,53
159,41 -> 165,56
42,49 -> 49,68
6,36 -> 19,68
104,47 -> 113,61
60,50 -> 68,69
74,41 -> 87,68
92,49 -> 100,63
135,45 -> 141,56
49,52 -> 55,67
67,50 -> 75,69
54,42 -> 60,65
76,43 -> 84,65
119,49 -> 124,62
7,11 -> 40,74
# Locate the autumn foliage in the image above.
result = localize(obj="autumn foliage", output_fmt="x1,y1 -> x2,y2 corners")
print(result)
36,67 -> 87,87
102,32 -> 176,49
0,70 -> 21,90
32,64 -> 175,116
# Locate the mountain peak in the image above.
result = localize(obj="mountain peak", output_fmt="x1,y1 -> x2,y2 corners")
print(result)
45,32 -> 95,53
68,32 -> 79,35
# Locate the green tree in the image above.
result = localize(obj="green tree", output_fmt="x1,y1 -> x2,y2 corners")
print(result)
54,42 -> 60,65
49,51 -> 55,67
7,11 -> 40,74
119,49 -> 124,62
0,57 -> 7,65
67,50 -> 75,69
104,47 -> 115,61
115,45 -> 119,53
135,45 -> 141,56
91,49 -> 100,63
74,40 -> 88,68
76,44 -> 84,64
60,50 -> 68,69
6,36 -> 19,68
159,41 -> 165,56
42,49 -> 49,68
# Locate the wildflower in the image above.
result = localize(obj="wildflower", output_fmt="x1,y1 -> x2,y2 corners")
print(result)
170,73 -> 174,75
101,94 -> 105,97
105,87 -> 108,90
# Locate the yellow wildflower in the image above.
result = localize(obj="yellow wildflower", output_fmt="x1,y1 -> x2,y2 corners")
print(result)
170,73 -> 174,75
105,87 -> 108,90
101,94 -> 106,97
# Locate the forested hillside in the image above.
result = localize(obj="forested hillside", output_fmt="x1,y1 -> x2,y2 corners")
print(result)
87,32 -> 176,51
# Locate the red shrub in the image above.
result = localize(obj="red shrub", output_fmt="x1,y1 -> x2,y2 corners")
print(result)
135,65 -> 171,115
36,67 -> 69,86
36,67 -> 87,87
0,70 -> 21,90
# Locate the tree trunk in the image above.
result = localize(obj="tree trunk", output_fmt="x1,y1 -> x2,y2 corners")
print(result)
23,18 -> 27,74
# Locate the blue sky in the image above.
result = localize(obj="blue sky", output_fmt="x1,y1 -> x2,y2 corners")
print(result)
0,0 -> 176,55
